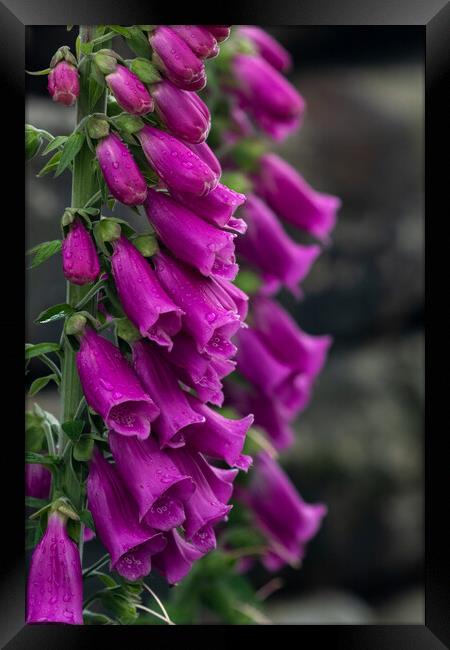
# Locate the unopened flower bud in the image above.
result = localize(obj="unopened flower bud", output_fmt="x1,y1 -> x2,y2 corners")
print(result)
106,64 -> 154,116
47,61 -> 79,107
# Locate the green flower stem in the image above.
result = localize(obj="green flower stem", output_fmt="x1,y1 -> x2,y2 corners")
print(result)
59,25 -> 110,562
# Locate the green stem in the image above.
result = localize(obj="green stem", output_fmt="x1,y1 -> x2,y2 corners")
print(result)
59,25 -> 110,564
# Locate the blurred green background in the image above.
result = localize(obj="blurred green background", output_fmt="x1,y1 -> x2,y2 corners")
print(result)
26,26 -> 424,623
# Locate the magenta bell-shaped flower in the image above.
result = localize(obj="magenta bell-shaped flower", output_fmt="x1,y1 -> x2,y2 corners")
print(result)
47,61 -> 79,106
26,511 -> 83,624
76,328 -> 160,439
225,382 -> 295,451
138,125 -> 219,197
96,132 -> 147,206
149,26 -> 206,91
168,448 -> 234,545
239,451 -> 327,570
87,448 -> 166,581
111,236 -> 183,349
62,217 -> 100,286
152,79 -> 211,144
170,25 -> 219,59
25,462 -> 51,499
132,340 -> 205,448
184,394 -> 253,470
238,26 -> 292,72
232,54 -> 305,140
236,194 -> 321,296
153,251 -> 244,359
204,26 -> 231,43
161,332 -> 236,406
171,183 -> 247,233
105,64 -> 154,116
145,189 -> 238,280
252,295 -> 332,379
109,431 -> 195,531
184,141 -> 222,178
152,529 -> 204,585
235,326 -> 313,419
253,153 -> 341,242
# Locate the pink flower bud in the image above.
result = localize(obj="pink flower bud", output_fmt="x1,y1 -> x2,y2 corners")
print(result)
149,26 -> 206,91
62,218 -> 100,286
96,132 -> 148,205
152,79 -> 211,144
47,61 -> 79,107
170,25 -> 219,59
106,64 -> 154,115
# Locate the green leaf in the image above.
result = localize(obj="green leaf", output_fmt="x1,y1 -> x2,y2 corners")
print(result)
35,303 -> 74,324
55,131 -> 85,177
73,436 -> 94,461
63,454 -> 82,510
25,342 -> 61,360
26,240 -> 62,269
25,496 -> 48,510
62,420 -> 85,442
25,412 -> 45,452
26,67 -> 51,76
37,150 -> 63,177
79,508 -> 95,531
126,26 -> 151,59
41,135 -> 68,156
29,374 -> 58,396
25,451 -> 58,467
108,25 -> 133,38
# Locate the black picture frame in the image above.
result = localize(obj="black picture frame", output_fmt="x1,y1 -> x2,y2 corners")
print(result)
2,1 -> 444,647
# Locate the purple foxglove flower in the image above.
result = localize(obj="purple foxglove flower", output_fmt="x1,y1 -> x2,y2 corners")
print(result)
226,383 -> 295,451
149,26 -> 206,91
138,125 -> 218,196
111,235 -> 183,348
232,54 -> 304,140
238,26 -> 291,72
145,189 -> 238,280
105,64 -> 154,115
240,451 -> 326,569
171,183 -> 247,233
96,132 -> 147,206
204,26 -> 231,42
26,511 -> 83,624
168,448 -> 233,543
235,327 -> 312,419
184,394 -> 253,470
153,251 -> 243,359
153,529 -> 204,584
47,61 -> 79,106
236,194 -> 320,296
185,141 -> 222,178
246,105 -> 301,141
161,332 -> 235,406
87,448 -> 166,581
170,25 -> 219,59
76,328 -> 159,439
255,154 -> 341,242
152,79 -> 211,144
132,340 -> 205,448
252,295 -> 332,378
25,463 -> 51,499
62,217 -> 100,286
109,431 -> 195,530
233,54 -> 303,119
213,276 -> 249,321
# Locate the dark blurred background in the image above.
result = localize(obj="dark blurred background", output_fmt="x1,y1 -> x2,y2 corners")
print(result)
26,26 -> 424,623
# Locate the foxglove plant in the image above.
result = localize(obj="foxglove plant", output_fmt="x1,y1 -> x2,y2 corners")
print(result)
25,24 -> 338,625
